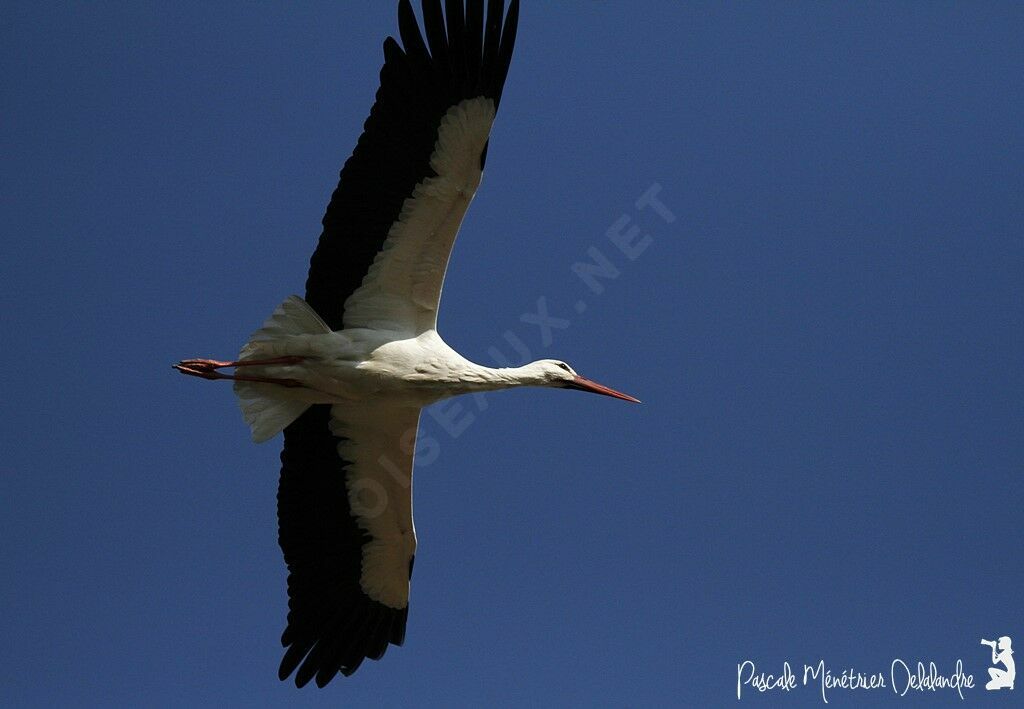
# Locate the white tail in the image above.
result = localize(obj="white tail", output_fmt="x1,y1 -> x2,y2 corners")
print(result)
239,295 -> 330,359
234,296 -> 331,442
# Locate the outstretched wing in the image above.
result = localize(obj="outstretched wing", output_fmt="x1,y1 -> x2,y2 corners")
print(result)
305,0 -> 519,335
278,404 -> 420,687
278,0 -> 520,688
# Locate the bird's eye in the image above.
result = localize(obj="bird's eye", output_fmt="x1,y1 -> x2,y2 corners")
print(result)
557,363 -> 570,371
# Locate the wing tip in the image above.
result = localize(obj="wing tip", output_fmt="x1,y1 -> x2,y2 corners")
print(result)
276,593 -> 410,686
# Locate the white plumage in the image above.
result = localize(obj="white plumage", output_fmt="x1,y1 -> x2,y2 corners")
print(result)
175,0 -> 637,688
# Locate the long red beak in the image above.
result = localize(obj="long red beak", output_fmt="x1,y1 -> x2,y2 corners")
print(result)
567,375 -> 641,403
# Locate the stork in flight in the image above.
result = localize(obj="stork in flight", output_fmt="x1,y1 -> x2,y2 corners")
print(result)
175,0 -> 638,688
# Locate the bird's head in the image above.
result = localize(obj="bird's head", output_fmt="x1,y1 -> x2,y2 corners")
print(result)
525,359 -> 640,403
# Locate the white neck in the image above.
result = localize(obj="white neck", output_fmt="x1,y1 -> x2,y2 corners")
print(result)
446,360 -> 554,393
405,332 -> 565,398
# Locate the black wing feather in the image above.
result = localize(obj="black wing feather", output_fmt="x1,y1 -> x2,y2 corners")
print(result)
278,0 -> 518,688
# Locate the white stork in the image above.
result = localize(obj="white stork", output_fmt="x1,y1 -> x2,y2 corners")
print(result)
175,0 -> 638,687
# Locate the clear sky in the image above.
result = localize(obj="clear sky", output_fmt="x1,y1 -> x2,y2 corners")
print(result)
2,2 -> 1022,706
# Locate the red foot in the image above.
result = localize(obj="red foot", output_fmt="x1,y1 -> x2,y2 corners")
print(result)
173,356 -> 305,388
177,356 -> 304,370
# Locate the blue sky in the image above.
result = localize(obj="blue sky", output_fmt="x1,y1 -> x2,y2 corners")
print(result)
2,2 -> 1022,706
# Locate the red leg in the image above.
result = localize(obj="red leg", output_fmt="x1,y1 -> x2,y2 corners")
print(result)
177,356 -> 304,369
173,363 -> 303,388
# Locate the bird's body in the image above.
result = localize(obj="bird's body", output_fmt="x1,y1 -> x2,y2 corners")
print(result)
176,0 -> 637,688
226,297 -> 590,418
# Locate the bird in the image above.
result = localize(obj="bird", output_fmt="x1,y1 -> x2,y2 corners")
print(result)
175,0 -> 638,688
